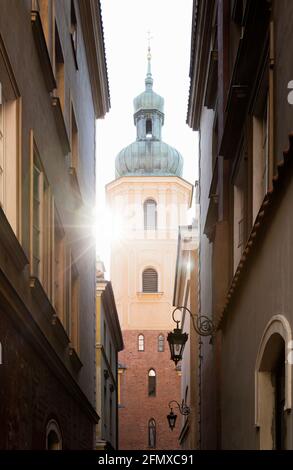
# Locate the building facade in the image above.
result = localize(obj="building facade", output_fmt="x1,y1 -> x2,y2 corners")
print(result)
106,49 -> 193,450
95,260 -> 124,450
173,225 -> 199,450
0,0 -> 109,449
188,0 -> 293,450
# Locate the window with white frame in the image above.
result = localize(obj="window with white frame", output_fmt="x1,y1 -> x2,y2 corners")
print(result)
68,254 -> 79,352
138,334 -> 144,351
70,104 -> 79,171
30,133 -> 53,298
54,22 -> 65,111
158,334 -> 164,352
53,207 -> 66,321
0,78 -> 20,235
144,199 -> 157,230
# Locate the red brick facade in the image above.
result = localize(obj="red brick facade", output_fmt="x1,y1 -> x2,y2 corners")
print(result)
119,330 -> 181,450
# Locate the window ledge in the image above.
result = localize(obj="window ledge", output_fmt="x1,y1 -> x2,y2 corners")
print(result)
51,314 -> 70,348
30,276 -> 54,322
0,207 -> 28,271
137,292 -> 163,298
70,35 -> 78,70
51,96 -> 70,155
31,10 -> 56,92
30,276 -> 70,349
69,167 -> 83,204
69,346 -> 83,371
204,49 -> 218,109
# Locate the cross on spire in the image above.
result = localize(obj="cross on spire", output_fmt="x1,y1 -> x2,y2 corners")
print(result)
145,30 -> 154,89
147,30 -> 154,62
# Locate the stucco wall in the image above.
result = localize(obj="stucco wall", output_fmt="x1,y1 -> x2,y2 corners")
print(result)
0,0 -> 96,405
221,171 -> 293,449
198,107 -> 218,449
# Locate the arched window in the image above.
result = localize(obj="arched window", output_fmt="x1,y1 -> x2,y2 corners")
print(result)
138,334 -> 144,351
144,199 -> 157,230
255,315 -> 292,449
148,369 -> 156,396
148,418 -> 156,448
158,334 -> 164,352
46,419 -> 62,450
146,119 -> 152,138
142,268 -> 158,293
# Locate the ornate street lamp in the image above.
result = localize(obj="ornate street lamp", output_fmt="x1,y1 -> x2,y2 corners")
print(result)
167,306 -> 216,365
167,400 -> 190,431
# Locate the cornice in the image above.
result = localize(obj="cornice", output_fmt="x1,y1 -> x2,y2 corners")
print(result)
218,134 -> 293,328
78,0 -> 110,118
187,0 -> 215,130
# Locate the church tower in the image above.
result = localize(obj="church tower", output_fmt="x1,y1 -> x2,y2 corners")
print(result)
106,47 -> 193,450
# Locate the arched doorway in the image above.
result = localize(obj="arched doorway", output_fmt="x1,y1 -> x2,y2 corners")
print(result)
255,315 -> 292,449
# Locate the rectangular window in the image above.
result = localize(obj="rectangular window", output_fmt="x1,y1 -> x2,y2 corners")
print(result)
71,105 -> 79,171
30,133 -> 53,298
0,92 -> 4,208
70,257 -> 79,352
233,150 -> 247,272
54,22 -> 65,111
53,207 -> 65,321
32,161 -> 42,278
70,0 -> 78,67
252,93 -> 269,222
0,85 -> 20,236
37,0 -> 54,60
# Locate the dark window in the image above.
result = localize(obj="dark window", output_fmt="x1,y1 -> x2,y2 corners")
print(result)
144,199 -> 157,230
158,334 -> 164,352
70,0 -> 78,67
54,22 -> 65,110
148,419 -> 156,448
138,334 -> 144,351
148,369 -> 156,396
146,119 -> 152,137
142,268 -> 158,293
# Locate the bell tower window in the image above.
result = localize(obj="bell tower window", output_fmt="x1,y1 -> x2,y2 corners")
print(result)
146,119 -> 152,138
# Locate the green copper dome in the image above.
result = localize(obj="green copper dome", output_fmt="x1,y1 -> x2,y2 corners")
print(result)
115,141 -> 183,177
115,47 -> 183,178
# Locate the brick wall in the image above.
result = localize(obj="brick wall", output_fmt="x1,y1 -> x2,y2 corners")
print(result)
0,308 -> 94,450
119,330 -> 181,450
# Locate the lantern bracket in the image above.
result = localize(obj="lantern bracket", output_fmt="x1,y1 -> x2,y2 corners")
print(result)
172,306 -> 216,338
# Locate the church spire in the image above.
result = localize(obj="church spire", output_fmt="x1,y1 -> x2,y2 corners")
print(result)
145,31 -> 153,90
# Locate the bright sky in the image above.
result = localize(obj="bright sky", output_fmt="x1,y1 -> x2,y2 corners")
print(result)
96,0 -> 198,276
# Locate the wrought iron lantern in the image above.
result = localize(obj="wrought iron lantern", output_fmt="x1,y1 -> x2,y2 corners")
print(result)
167,325 -> 188,366
167,400 -> 190,431
167,306 -> 216,365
